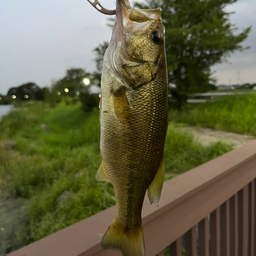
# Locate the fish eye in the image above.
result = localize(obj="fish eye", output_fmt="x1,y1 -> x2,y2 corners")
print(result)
151,31 -> 161,44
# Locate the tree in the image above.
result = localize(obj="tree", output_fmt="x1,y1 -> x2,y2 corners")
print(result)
0,94 -> 12,105
51,67 -> 99,111
132,0 -> 251,109
240,83 -> 255,89
78,90 -> 99,112
7,82 -> 41,101
94,42 -> 109,73
64,68 -> 87,80
208,83 -> 217,91
34,87 -> 48,101
92,42 -> 109,87
51,68 -> 91,97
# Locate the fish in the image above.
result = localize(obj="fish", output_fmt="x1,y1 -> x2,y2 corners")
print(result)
87,0 -> 168,255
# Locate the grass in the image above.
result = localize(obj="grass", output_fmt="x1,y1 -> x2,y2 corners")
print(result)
0,101 -> 233,254
164,123 -> 233,178
169,92 -> 256,135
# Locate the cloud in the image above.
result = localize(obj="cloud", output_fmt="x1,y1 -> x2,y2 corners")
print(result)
212,67 -> 256,85
0,0 -> 255,94
212,0 -> 256,84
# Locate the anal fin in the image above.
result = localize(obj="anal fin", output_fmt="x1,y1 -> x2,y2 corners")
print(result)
147,155 -> 165,204
96,161 -> 110,182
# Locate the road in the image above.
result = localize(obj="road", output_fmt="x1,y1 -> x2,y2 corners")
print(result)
180,126 -> 256,148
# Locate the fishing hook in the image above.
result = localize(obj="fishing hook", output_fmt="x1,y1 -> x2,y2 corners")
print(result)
87,0 -> 116,15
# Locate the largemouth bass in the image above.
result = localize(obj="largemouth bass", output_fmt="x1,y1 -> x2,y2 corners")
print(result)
88,0 -> 168,255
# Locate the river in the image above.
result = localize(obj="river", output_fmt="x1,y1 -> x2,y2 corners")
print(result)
0,105 -> 12,121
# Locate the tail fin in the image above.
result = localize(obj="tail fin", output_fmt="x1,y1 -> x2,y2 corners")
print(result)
101,219 -> 145,256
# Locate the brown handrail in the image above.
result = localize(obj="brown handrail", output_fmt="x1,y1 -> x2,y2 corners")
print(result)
8,140 -> 256,256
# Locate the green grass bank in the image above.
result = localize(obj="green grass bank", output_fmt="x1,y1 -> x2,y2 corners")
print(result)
169,93 -> 256,135
0,101 -> 233,255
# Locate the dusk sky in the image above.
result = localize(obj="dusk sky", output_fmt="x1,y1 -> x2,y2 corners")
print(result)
0,0 -> 255,95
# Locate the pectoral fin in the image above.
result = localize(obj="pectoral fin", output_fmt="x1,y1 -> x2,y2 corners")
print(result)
113,89 -> 132,122
96,161 -> 110,182
147,156 -> 165,204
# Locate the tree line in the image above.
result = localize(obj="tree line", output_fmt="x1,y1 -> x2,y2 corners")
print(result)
0,0 -> 252,110
0,67 -> 101,112
135,0 -> 251,108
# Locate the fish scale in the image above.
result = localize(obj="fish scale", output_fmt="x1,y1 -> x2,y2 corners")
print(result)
94,1 -> 168,255
100,69 -> 167,249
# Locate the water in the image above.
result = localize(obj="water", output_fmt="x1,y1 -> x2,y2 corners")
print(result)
0,105 -> 12,121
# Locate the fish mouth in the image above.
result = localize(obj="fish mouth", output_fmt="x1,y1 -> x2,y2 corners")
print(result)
117,0 -> 131,15
108,0 -> 131,82
116,0 -> 131,32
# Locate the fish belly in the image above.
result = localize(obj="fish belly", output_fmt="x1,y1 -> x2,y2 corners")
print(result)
101,71 -> 167,226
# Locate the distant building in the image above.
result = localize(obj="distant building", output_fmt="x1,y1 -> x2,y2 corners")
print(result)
240,83 -> 255,89
232,84 -> 241,89
217,83 -> 256,91
217,85 -> 234,90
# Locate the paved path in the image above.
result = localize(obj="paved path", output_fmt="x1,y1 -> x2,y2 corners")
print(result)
180,127 -> 256,148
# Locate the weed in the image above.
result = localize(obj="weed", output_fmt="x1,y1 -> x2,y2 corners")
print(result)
0,101 -> 233,252
169,93 -> 256,135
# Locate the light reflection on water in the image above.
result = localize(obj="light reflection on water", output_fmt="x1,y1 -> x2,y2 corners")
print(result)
0,105 -> 12,121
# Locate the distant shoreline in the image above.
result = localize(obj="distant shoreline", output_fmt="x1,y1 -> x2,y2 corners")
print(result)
0,105 -> 13,121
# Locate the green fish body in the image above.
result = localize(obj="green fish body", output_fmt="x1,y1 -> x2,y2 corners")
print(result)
96,1 -> 168,255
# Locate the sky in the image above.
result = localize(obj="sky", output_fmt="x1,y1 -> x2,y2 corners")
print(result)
0,0 -> 255,95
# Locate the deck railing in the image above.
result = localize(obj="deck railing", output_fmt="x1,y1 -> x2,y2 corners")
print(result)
8,140 -> 256,256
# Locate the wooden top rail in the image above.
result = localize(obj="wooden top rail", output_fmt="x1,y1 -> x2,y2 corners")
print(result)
8,140 -> 256,256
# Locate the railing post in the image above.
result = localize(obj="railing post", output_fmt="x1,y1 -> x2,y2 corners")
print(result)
220,201 -> 230,256
169,237 -> 182,256
229,194 -> 238,256
252,180 -> 255,256
248,181 -> 255,256
185,226 -> 197,256
198,217 -> 209,256
210,208 -> 220,256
